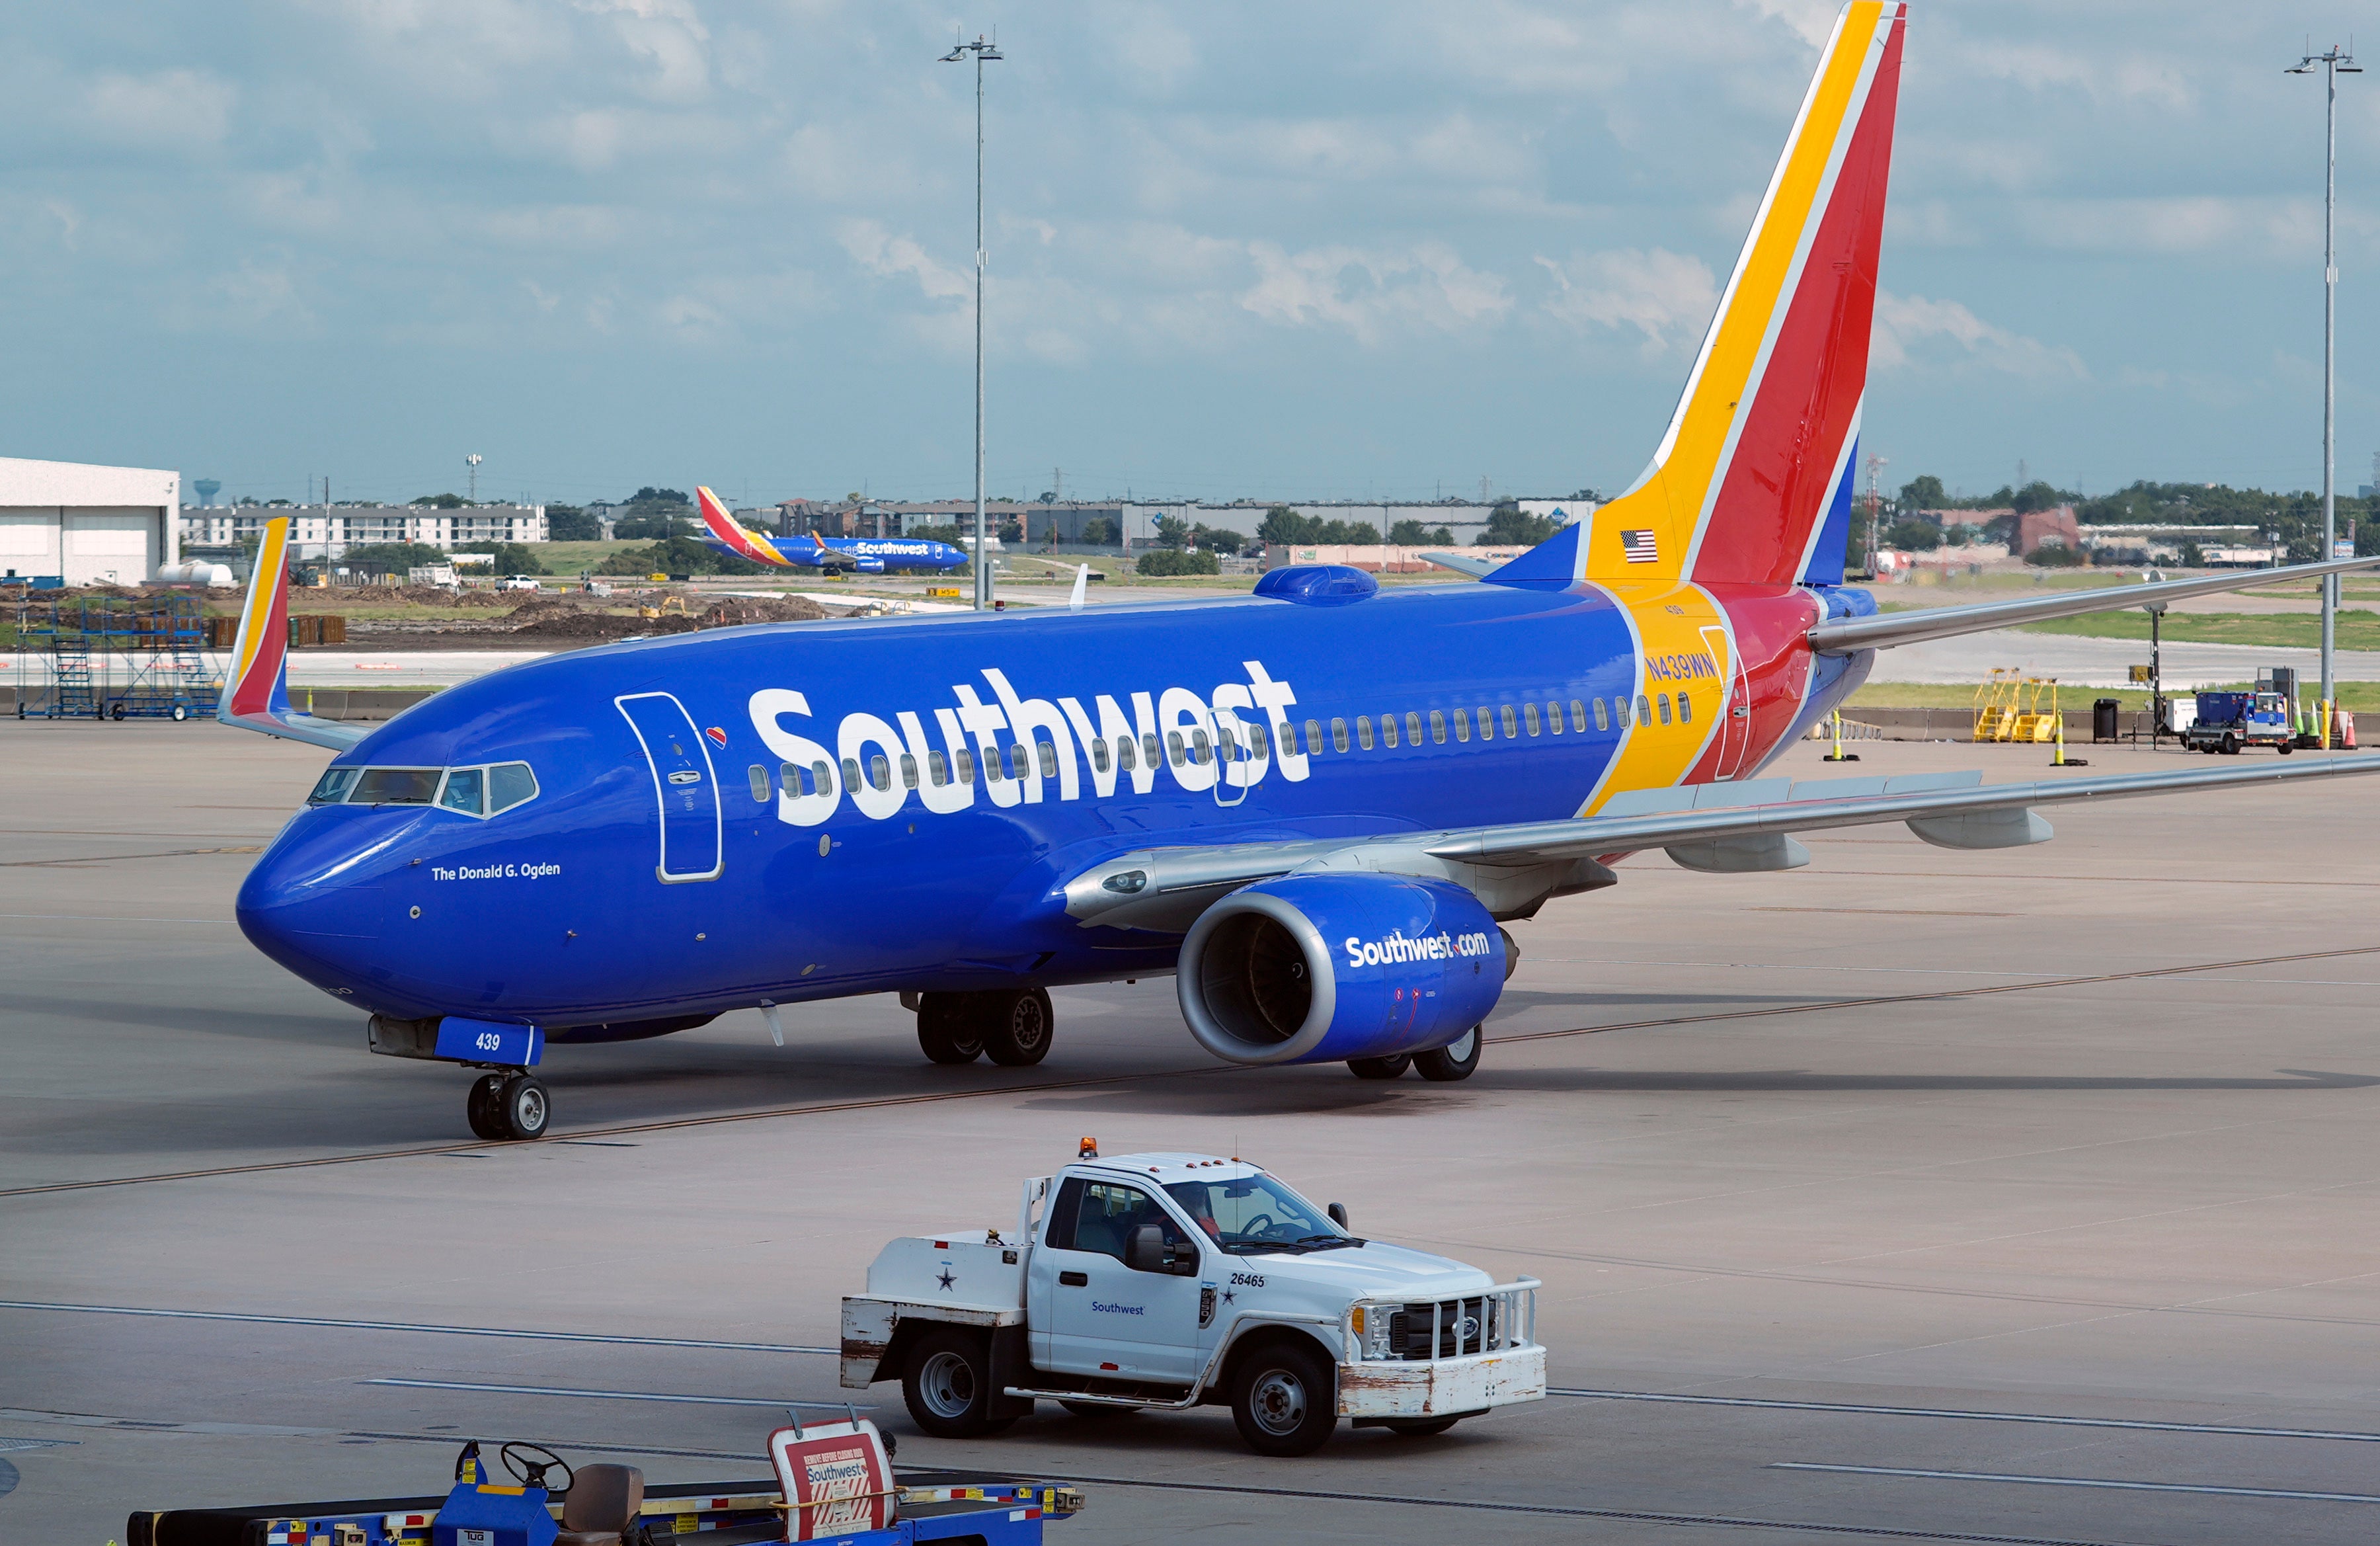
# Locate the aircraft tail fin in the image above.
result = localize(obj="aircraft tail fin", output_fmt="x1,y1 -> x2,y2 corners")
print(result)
216,515 -> 366,751
697,485 -> 793,567
1495,1 -> 1905,590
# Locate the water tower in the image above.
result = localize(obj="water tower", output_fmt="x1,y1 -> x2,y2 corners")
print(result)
194,478 -> 221,507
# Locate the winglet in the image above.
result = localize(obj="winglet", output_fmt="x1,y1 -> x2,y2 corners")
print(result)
697,485 -> 793,567
1068,563 -> 1090,610
216,516 -> 367,752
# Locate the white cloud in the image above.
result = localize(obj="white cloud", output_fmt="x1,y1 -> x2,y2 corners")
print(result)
839,220 -> 971,304
1872,290 -> 2086,382
1240,241 -> 1512,346
83,68 -> 237,150
1535,248 -> 1718,354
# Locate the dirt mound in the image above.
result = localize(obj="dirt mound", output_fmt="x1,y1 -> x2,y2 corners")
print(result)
697,594 -> 829,626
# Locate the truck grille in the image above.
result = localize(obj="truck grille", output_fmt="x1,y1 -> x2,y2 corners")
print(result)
1387,1296 -> 1487,1360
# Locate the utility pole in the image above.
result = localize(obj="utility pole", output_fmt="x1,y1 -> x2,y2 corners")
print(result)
2289,42 -> 2361,720
1864,452 -> 1887,575
942,33 -> 1004,610
466,454 -> 483,504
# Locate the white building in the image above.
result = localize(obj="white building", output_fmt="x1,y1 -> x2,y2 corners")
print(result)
180,503 -> 547,557
0,456 -> 182,585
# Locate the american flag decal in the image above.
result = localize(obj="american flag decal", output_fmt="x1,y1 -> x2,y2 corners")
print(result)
1620,529 -> 1658,564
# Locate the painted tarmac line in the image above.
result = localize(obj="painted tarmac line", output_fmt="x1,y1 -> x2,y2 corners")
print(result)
1775,1461 -> 2380,1505
365,1377 -> 839,1408
1555,1388 -> 2380,1444
0,1301 -> 832,1354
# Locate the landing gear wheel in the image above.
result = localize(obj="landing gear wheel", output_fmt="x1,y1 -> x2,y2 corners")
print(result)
902,1326 -> 1013,1438
1060,1400 -> 1134,1418
1382,1416 -> 1462,1437
1347,1055 -> 1410,1080
982,988 -> 1054,1067
465,1074 -> 507,1140
1413,1025 -> 1482,1083
1230,1338 -> 1337,1457
496,1073 -> 550,1141
917,995 -> 984,1065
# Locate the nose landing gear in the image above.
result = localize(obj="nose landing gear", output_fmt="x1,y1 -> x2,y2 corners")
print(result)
465,1071 -> 551,1141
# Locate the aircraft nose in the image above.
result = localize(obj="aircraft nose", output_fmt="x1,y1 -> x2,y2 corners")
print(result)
235,815 -> 405,1001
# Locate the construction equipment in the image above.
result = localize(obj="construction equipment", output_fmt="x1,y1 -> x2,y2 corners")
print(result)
636,594 -> 687,622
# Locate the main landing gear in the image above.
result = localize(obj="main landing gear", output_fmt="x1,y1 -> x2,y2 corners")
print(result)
916,989 -> 1055,1068
1347,1024 -> 1484,1084
466,1070 -> 551,1141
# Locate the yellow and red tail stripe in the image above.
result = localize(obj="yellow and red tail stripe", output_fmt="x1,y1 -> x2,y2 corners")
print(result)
223,515 -> 294,721
697,486 -> 794,567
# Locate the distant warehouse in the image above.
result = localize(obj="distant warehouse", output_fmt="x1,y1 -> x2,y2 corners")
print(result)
0,456 -> 182,585
180,503 -> 547,559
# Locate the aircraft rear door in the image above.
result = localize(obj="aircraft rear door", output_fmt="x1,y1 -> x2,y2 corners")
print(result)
1700,624 -> 1753,780
616,692 -> 725,883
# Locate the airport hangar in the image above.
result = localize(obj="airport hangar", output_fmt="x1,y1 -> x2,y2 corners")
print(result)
0,455 -> 180,587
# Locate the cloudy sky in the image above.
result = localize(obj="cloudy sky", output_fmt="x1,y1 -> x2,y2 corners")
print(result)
5,1 -> 2377,508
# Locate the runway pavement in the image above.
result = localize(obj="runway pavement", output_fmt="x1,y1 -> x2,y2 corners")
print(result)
5,721 -> 2380,1543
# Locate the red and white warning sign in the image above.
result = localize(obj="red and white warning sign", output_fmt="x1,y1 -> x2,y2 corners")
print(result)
768,1419 -> 896,1540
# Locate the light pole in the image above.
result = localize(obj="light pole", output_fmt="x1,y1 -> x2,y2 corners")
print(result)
942,34 -> 1004,610
2287,43 -> 2360,724
466,454 -> 483,504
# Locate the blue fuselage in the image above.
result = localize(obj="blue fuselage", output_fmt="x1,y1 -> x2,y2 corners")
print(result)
236,581 -> 1870,1030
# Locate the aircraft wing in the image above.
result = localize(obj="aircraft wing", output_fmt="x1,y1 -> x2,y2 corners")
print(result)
1811,551 -> 2380,654
1063,755 -> 2380,930
1419,551 -> 1497,578
216,516 -> 370,753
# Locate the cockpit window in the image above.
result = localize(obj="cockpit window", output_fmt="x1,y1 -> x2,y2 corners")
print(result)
438,767 -> 485,815
351,768 -> 442,805
311,762 -> 538,819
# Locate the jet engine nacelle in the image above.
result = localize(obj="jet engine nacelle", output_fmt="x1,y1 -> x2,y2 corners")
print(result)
1177,874 -> 1504,1066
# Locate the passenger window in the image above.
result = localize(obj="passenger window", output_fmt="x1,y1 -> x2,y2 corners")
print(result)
900,754 -> 920,790
1571,699 -> 1589,733
1477,708 -> 1493,742
1305,719 -> 1322,756
1593,698 -> 1609,732
1381,715 -> 1400,749
1678,692 -> 1692,724
1637,694 -> 1653,725
1091,738 -> 1111,774
309,767 -> 360,804
1524,703 -> 1542,736
954,749 -> 974,786
780,760 -> 803,796
1429,710 -> 1447,744
1144,732 -> 1162,768
1168,731 -> 1187,766
1356,716 -> 1374,750
869,753 -> 892,791
1657,694 -> 1671,725
1331,718 -> 1351,753
1069,1180 -> 1177,1262
842,756 -> 864,792
487,762 -> 538,814
1614,698 -> 1630,729
745,764 -> 770,803
928,750 -> 949,786
354,767 -> 441,805
1117,735 -> 1136,772
440,767 -> 485,815
1191,730 -> 1212,764
1250,725 -> 1269,758
1501,705 -> 1520,737
1405,712 -> 1423,746
1037,740 -> 1058,777
1006,743 -> 1026,779
1452,708 -> 1470,743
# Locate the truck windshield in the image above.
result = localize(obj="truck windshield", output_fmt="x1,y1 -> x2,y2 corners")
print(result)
1164,1175 -> 1352,1254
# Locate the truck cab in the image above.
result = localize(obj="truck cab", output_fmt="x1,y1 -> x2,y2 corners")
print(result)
840,1149 -> 1543,1456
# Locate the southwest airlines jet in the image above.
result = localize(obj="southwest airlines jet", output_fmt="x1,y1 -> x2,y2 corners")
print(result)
223,3 -> 2380,1141
695,489 -> 969,575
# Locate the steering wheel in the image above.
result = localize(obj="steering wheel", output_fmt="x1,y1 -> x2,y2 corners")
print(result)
1240,1212 -> 1275,1239
500,1442 -> 575,1494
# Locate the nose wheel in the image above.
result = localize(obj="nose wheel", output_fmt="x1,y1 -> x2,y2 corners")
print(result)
466,1071 -> 551,1141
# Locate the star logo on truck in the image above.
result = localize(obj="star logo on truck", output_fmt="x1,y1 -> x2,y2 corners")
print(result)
936,1266 -> 957,1292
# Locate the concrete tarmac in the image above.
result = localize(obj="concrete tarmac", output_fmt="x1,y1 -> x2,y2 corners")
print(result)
6,721 -> 2380,1543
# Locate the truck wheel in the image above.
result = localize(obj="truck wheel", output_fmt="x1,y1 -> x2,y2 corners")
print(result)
2221,733 -> 2239,755
1347,1055 -> 1409,1080
982,988 -> 1054,1067
2278,741 -> 2294,754
1382,1416 -> 1462,1437
902,1327 -> 1013,1438
1412,1026 -> 1482,1083
917,995 -> 984,1065
1231,1338 -> 1337,1456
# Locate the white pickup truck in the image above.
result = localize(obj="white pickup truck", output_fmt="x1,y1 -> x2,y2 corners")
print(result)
840,1147 -> 1543,1456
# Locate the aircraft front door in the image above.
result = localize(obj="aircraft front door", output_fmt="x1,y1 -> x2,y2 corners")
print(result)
616,692 -> 724,883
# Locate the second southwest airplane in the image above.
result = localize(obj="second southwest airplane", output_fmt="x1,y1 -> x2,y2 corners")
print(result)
223,3 -> 2380,1141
